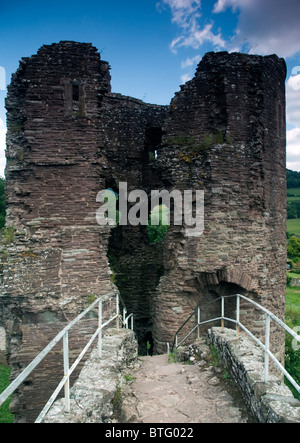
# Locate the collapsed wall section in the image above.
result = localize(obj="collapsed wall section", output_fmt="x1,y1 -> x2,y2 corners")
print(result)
100,93 -> 168,353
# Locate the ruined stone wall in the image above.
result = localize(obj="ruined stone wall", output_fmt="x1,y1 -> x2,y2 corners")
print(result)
1,44 -> 287,421
2,41 -> 116,422
152,52 -> 287,357
1,42 -> 168,421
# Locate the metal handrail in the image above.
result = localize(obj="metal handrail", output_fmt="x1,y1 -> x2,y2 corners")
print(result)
172,294 -> 300,394
171,296 -> 224,350
0,290 -> 133,423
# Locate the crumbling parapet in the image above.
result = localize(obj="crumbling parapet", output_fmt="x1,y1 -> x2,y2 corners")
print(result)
208,327 -> 300,423
43,328 -> 138,423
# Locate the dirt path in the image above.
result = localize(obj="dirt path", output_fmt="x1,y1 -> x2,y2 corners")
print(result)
122,353 -> 254,423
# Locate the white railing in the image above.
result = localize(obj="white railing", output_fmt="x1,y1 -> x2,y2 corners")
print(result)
171,294 -> 300,395
0,291 -> 133,423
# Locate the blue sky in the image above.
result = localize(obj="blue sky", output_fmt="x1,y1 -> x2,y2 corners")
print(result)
0,0 -> 300,175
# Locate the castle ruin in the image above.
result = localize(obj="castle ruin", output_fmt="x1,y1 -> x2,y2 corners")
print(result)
0,42 -> 287,422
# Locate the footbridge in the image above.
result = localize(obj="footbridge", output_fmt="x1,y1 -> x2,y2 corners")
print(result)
1,292 -> 299,423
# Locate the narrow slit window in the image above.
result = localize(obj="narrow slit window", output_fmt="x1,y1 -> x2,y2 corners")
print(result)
72,84 -> 80,102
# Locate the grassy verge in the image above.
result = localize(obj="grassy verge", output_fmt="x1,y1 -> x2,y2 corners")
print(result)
0,365 -> 14,423
285,286 -> 300,400
287,219 -> 300,236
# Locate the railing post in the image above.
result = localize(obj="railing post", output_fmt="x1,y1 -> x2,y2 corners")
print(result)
123,307 -> 127,328
221,297 -> 225,332
197,307 -> 201,340
130,315 -> 134,331
98,299 -> 103,357
264,314 -> 271,383
116,293 -> 119,331
236,295 -> 240,339
63,332 -> 70,413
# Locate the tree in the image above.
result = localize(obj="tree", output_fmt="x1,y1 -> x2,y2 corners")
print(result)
287,236 -> 300,258
287,169 -> 300,188
287,202 -> 300,219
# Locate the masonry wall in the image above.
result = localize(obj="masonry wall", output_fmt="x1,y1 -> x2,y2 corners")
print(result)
1,44 -> 287,421
0,42 -> 165,422
152,52 -> 287,356
1,42 -> 115,422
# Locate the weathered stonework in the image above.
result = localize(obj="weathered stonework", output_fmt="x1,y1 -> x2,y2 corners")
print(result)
208,327 -> 300,423
152,52 -> 287,354
290,278 -> 300,287
43,328 -> 138,423
0,42 -> 287,421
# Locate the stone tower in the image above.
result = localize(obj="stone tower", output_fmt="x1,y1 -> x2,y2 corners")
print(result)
1,43 -> 286,422
152,52 -> 287,354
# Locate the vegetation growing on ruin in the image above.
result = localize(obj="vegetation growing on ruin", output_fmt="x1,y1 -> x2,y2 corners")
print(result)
1,226 -> 15,245
147,205 -> 170,244
168,130 -> 234,163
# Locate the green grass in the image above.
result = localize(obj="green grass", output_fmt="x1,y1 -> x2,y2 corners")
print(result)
287,196 -> 300,202
287,187 -> 300,205
286,286 -> 300,325
285,286 -> 300,400
287,188 -> 300,196
287,218 -> 300,236
0,365 -> 14,423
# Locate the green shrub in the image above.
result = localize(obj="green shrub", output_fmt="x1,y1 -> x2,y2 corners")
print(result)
287,236 -> 300,259
148,205 -> 170,243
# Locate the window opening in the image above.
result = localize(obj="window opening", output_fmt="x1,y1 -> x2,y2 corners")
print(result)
72,84 -> 80,102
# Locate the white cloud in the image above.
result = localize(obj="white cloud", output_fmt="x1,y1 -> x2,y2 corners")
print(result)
286,75 -> 300,127
159,0 -> 226,53
181,54 -> 201,69
181,73 -> 192,83
213,0 -> 252,13
213,0 -> 300,57
161,0 -> 300,58
171,22 -> 225,52
159,0 -> 202,28
162,0 -> 300,59
287,128 -> 300,172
